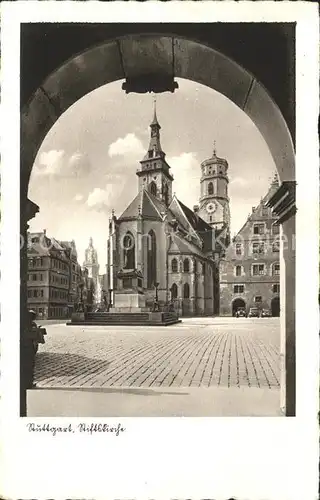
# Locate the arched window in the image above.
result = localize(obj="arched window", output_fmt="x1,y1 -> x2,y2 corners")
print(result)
171,283 -> 178,300
163,183 -> 169,205
147,230 -> 157,288
183,283 -> 190,299
183,258 -> 190,272
208,182 -> 214,195
171,258 -> 178,273
123,232 -> 135,270
150,181 -> 157,196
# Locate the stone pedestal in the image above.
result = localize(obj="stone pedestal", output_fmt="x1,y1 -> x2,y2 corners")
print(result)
110,291 -> 148,313
111,269 -> 148,313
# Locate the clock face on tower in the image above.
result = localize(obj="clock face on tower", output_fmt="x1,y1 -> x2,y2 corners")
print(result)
206,202 -> 217,214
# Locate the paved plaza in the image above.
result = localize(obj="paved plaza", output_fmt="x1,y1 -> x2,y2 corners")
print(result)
34,317 -> 280,389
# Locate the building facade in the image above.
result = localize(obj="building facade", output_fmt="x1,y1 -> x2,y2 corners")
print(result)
107,106 -> 229,316
27,231 -> 82,319
219,175 -> 281,316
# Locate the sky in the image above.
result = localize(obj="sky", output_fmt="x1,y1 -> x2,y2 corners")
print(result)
28,77 -> 276,270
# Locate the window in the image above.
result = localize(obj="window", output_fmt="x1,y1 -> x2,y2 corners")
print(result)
235,243 -> 242,256
235,265 -> 242,277
202,263 -> 205,275
123,232 -> 135,270
273,263 -> 280,276
147,230 -> 157,288
272,241 -> 280,253
32,274 -> 37,281
209,216 -> 212,222
148,150 -> 153,158
208,182 -> 214,195
252,242 -> 265,254
262,207 -> 268,217
253,223 -> 265,235
272,224 -> 280,235
171,258 -> 178,273
183,283 -> 190,299
234,285 -> 244,294
150,181 -> 157,196
183,258 -> 190,273
273,284 -> 280,293
254,296 -> 262,303
171,283 -> 178,300
252,264 -> 265,276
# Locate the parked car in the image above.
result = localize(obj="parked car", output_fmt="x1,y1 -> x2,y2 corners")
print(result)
235,307 -> 247,318
248,307 -> 260,318
260,308 -> 272,318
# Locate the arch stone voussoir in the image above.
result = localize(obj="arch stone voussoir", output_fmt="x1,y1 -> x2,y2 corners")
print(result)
41,41 -> 125,119
119,36 -> 174,78
21,88 -> 58,194
244,79 -> 295,182
173,38 -> 253,111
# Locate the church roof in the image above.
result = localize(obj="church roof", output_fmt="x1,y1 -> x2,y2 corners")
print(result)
168,232 -> 207,259
177,199 -> 212,233
118,189 -> 165,221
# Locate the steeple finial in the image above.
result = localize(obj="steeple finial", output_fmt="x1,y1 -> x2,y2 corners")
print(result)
150,93 -> 160,127
213,140 -> 217,157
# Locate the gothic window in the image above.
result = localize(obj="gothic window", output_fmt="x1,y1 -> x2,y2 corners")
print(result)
163,183 -> 169,205
208,182 -> 214,195
171,283 -> 178,300
147,230 -> 157,288
150,181 -> 157,196
123,232 -> 135,270
183,283 -> 190,299
171,258 -> 178,273
183,258 -> 190,273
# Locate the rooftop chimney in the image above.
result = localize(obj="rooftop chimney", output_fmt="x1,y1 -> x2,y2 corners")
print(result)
193,205 -> 199,213
43,229 -> 46,236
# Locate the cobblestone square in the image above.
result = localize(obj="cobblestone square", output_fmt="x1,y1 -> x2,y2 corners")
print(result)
35,317 -> 280,389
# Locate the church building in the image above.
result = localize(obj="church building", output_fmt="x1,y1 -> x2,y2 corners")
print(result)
107,105 -> 230,316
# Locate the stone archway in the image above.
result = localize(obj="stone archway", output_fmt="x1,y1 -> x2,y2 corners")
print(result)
232,298 -> 246,316
271,296 -> 281,317
21,34 -> 295,416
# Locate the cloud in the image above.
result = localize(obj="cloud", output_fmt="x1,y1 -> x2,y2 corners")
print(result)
74,194 -> 84,202
229,176 -> 249,187
108,133 -> 144,159
33,150 -> 91,178
167,152 -> 200,205
86,178 -> 127,212
34,150 -> 65,176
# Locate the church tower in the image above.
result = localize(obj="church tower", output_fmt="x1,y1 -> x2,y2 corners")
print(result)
198,143 -> 230,235
83,237 -> 100,280
136,99 -> 173,206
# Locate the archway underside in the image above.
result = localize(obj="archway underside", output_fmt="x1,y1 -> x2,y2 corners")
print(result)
21,35 -> 295,196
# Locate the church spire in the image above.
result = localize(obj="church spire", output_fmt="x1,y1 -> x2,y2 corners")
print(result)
150,94 -> 160,127
143,96 -> 165,161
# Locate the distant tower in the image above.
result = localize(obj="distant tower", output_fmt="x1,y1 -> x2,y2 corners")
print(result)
83,237 -> 100,279
198,142 -> 230,235
136,96 -> 173,206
